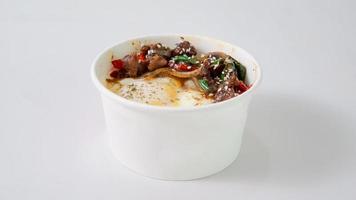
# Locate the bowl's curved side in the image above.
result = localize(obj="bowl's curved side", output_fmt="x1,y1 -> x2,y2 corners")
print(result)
102,90 -> 251,180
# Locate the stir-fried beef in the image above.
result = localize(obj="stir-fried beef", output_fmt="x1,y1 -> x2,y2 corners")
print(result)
146,43 -> 171,59
122,53 -> 147,77
147,55 -> 168,71
171,41 -> 197,56
107,40 -> 249,103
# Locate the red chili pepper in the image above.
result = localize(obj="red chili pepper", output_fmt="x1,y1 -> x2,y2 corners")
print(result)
237,80 -> 249,93
137,53 -> 145,62
177,63 -> 191,71
112,59 -> 124,69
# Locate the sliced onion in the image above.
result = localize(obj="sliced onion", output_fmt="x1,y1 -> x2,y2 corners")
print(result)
143,67 -> 201,79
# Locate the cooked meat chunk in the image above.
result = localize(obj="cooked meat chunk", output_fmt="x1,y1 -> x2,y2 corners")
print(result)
109,68 -> 128,79
172,41 -> 197,56
201,57 -> 224,78
154,43 -> 171,58
146,43 -> 171,58
137,63 -> 148,76
148,55 -> 168,71
140,45 -> 150,55
214,85 -> 236,102
214,69 -> 246,101
123,53 -> 147,77
214,87 -> 235,102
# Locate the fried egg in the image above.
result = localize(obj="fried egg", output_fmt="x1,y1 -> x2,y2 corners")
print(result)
106,77 -> 212,107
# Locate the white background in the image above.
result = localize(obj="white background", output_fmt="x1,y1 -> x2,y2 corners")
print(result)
1,0 -> 356,199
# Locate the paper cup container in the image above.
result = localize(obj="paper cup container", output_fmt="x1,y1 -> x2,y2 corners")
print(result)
91,35 -> 261,180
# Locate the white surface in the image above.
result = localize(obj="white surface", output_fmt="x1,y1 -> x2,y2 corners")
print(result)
0,0 -> 355,199
92,35 -> 260,180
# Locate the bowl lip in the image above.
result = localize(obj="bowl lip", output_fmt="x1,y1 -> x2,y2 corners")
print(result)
91,34 -> 262,112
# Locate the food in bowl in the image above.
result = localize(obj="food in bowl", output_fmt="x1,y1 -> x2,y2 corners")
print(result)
105,40 -> 250,106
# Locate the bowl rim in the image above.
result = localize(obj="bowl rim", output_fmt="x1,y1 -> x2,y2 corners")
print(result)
91,34 -> 262,112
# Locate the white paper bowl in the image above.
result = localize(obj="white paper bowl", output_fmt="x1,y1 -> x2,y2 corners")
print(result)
91,35 -> 261,180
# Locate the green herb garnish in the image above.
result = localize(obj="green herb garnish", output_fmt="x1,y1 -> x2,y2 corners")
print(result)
198,79 -> 210,91
211,58 -> 221,66
172,54 -> 199,64
233,60 -> 246,81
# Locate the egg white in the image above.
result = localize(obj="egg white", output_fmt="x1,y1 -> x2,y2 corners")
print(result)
107,77 -> 212,107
